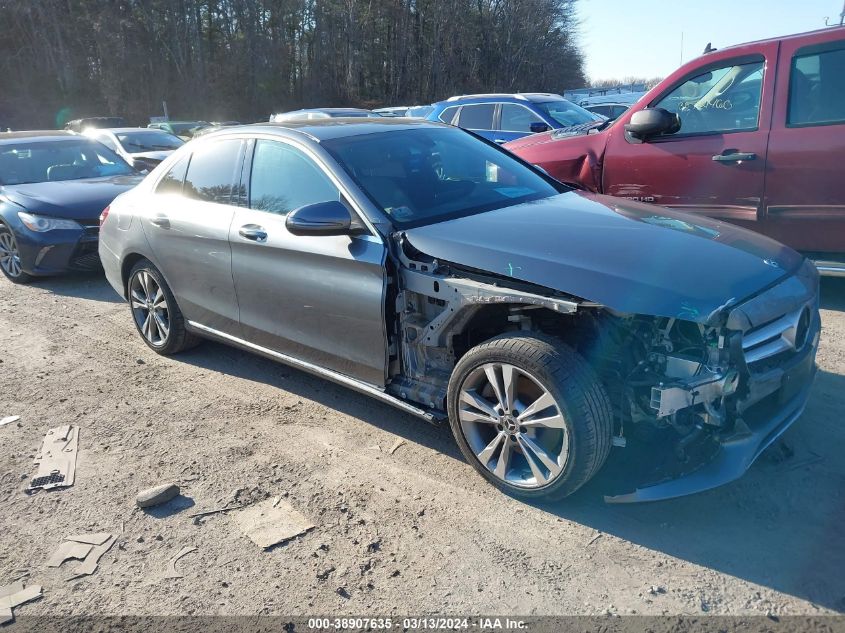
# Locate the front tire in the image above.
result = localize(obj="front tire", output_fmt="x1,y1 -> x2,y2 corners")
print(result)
128,260 -> 200,354
0,224 -> 33,284
447,333 -> 613,501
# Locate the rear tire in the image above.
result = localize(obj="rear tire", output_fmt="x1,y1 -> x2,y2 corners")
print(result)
128,259 -> 200,354
0,224 -> 33,284
447,333 -> 613,501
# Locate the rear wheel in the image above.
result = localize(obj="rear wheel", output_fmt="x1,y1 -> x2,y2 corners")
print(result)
447,333 -> 613,500
0,225 -> 33,284
128,260 -> 200,354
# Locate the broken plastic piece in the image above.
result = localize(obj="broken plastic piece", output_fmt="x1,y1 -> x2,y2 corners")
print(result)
28,425 -> 79,491
234,497 -> 314,548
0,582 -> 42,623
66,533 -> 112,546
66,535 -> 116,581
163,546 -> 198,579
46,541 -> 93,567
0,415 -> 20,427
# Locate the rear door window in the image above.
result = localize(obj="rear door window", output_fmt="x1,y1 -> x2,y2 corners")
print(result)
457,104 -> 495,130
249,140 -> 340,215
788,43 -> 845,126
183,139 -> 243,204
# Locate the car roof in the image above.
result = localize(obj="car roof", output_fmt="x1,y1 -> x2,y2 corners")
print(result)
0,130 -> 76,144
209,118 -> 447,142
439,93 -> 564,105
711,25 -> 844,52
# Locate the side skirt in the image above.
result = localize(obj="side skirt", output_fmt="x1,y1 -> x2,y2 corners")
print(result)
186,320 -> 440,424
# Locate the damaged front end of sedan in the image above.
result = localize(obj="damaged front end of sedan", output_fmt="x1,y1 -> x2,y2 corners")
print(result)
386,236 -> 820,503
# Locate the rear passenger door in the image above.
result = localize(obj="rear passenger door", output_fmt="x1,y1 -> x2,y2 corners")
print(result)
141,139 -> 244,334
763,33 -> 845,254
229,138 -> 388,386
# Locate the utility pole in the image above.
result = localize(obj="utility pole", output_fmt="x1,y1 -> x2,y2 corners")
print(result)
841,0 -> 844,25
680,31 -> 684,66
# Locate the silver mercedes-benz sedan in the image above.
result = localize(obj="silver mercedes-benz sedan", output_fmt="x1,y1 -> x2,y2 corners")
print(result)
99,119 -> 819,502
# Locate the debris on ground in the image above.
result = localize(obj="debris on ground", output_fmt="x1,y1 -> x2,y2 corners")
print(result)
188,503 -> 251,520
233,496 -> 314,549
388,439 -> 407,455
66,533 -> 111,546
0,582 -> 42,624
163,546 -> 198,579
0,415 -> 20,427
136,483 -> 180,509
64,534 -> 117,581
46,541 -> 93,567
587,533 -> 603,546
28,425 -> 79,491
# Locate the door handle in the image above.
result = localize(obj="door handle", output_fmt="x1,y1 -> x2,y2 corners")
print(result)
149,214 -> 170,229
712,151 -> 756,163
494,139 -> 507,144
238,224 -> 268,242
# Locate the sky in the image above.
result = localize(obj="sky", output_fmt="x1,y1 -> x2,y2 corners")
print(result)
579,0 -> 842,81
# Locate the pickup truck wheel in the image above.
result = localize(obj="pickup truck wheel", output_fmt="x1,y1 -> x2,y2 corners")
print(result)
128,260 -> 200,355
448,334 -> 612,500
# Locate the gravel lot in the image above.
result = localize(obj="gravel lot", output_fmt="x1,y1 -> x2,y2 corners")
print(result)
1,272 -> 844,618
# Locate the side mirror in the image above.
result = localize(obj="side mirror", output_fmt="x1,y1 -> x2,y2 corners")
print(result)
286,200 -> 354,236
529,122 -> 550,133
624,108 -> 680,141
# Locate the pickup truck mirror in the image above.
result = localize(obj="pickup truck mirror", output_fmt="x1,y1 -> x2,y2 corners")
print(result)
529,122 -> 550,133
286,200 -> 354,236
625,108 -> 681,141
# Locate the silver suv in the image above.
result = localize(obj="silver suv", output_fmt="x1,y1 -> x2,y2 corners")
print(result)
99,119 -> 820,503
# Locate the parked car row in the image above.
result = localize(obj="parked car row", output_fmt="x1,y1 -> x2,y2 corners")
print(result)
0,27 -> 836,504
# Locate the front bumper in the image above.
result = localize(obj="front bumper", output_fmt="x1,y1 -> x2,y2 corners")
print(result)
14,222 -> 101,275
605,312 -> 820,504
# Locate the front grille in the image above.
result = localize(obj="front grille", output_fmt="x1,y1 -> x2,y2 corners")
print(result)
742,303 -> 813,365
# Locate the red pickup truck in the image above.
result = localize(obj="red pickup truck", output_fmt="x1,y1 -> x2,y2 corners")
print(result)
506,27 -> 845,276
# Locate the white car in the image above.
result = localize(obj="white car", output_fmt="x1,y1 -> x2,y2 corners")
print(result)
84,127 -> 184,171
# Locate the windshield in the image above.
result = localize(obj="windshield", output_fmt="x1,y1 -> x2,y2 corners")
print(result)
323,127 -> 562,228
117,130 -> 184,152
535,100 -> 603,127
0,139 -> 135,185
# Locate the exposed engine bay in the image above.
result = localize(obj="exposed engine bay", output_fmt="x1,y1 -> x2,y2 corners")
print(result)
387,236 -> 821,502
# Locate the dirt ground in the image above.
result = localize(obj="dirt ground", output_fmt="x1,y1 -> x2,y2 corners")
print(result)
1,272 -> 844,618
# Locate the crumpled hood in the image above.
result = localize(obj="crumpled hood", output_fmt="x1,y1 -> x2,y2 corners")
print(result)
130,150 -> 173,163
1,175 -> 142,221
404,191 -> 804,323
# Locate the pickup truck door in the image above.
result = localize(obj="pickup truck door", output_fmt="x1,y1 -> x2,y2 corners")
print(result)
228,138 -> 388,386
763,32 -> 845,256
602,47 -> 777,229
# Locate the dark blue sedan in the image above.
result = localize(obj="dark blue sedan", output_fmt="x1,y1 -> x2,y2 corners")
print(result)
0,131 -> 142,283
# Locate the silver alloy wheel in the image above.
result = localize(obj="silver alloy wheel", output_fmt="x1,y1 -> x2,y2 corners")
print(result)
458,362 -> 569,488
0,230 -> 23,278
130,270 -> 170,346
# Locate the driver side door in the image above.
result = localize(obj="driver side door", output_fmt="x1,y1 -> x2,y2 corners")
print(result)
603,48 -> 776,228
229,138 -> 388,386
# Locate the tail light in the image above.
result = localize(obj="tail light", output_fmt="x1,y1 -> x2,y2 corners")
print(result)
99,205 -> 110,226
